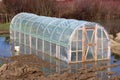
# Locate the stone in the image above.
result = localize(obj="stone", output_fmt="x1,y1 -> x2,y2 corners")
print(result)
115,32 -> 120,43
111,39 -> 120,55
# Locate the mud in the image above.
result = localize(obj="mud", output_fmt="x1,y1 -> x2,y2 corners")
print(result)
0,54 -> 120,80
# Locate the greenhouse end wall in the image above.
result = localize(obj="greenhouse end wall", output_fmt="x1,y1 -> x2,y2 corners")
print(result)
10,13 -> 111,63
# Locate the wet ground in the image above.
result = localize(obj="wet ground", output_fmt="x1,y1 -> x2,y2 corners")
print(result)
0,54 -> 120,80
0,37 -> 120,80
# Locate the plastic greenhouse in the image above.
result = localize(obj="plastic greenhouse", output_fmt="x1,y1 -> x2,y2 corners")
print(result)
10,13 -> 111,63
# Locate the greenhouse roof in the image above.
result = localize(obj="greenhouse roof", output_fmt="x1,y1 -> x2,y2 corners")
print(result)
10,13 -> 98,48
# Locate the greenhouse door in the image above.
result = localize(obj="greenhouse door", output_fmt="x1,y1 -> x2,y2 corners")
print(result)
83,27 -> 96,61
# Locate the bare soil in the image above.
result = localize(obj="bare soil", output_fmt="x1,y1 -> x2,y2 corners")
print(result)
0,54 -> 120,80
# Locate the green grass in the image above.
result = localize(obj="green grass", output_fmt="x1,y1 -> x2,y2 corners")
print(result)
0,23 -> 10,31
0,23 -> 10,38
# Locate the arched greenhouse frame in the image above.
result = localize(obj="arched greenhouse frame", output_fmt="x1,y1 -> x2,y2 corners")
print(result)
10,13 -> 111,63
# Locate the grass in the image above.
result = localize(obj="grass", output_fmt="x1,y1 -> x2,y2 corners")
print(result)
0,23 -> 10,41
0,23 -> 10,31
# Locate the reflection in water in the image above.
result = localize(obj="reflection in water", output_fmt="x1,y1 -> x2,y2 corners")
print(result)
39,52 -> 120,79
40,54 -> 111,79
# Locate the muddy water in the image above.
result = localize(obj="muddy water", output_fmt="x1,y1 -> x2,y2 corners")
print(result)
0,37 -> 11,57
0,37 -> 120,79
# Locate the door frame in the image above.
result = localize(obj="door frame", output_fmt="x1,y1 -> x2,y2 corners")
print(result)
82,26 -> 97,62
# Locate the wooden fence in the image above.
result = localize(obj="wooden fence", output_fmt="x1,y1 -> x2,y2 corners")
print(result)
0,13 -> 14,23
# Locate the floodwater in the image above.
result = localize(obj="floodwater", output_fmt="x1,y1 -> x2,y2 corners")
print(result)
0,37 -> 11,58
0,36 -> 120,79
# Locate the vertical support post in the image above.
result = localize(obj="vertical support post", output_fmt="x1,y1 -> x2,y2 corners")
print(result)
19,16 -> 22,54
50,42 -> 52,63
56,45 -> 57,59
76,30 -> 78,62
56,45 -> 60,73
14,30 -> 16,53
36,38 -> 38,55
56,45 -> 60,59
30,36 -> 32,54
42,40 -> 44,60
10,29 -> 12,54
108,36 -> 111,60
82,26 -> 85,62
95,25 -> 98,61
69,37 -> 72,63
59,46 -> 60,60
101,28 -> 103,59
24,34 -> 26,54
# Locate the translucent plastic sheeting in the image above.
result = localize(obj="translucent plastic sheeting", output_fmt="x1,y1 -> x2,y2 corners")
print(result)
10,13 -> 88,48
10,12 -> 110,63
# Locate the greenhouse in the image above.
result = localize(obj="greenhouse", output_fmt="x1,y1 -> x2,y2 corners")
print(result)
10,13 -> 111,63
